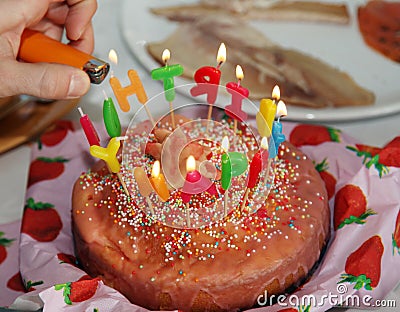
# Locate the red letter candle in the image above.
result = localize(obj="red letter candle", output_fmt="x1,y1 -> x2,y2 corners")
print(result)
225,65 -> 249,122
247,137 -> 269,188
78,107 -> 100,146
190,43 -> 226,105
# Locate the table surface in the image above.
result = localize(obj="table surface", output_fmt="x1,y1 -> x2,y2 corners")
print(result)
0,0 -> 398,311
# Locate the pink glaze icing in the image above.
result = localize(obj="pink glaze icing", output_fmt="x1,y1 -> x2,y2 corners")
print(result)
72,141 -> 330,311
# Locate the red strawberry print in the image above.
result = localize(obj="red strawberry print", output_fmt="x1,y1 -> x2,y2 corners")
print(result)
7,272 -> 44,292
392,210 -> 400,255
315,158 -> 336,200
339,235 -> 384,290
7,272 -> 25,292
28,156 -> 69,187
346,144 -> 382,163
39,120 -> 74,148
25,279 -> 44,292
377,147 -> 400,168
0,231 -> 14,264
55,277 -> 101,304
289,124 -> 340,147
384,136 -> 400,149
21,198 -> 62,242
334,185 -> 376,230
57,252 -> 77,266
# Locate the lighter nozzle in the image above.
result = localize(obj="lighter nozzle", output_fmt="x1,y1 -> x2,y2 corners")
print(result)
83,58 -> 110,84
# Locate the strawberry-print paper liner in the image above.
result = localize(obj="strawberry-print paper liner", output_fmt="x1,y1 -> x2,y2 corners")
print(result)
1,121 -> 399,311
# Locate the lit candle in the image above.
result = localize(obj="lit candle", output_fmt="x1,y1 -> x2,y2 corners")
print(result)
225,65 -> 249,123
181,155 -> 217,204
90,137 -> 122,173
220,136 -> 232,190
247,137 -> 268,188
256,85 -> 280,138
78,107 -> 100,146
108,49 -> 148,112
269,100 -> 287,159
149,160 -> 170,202
102,91 -> 121,138
151,49 -> 184,102
190,43 -> 226,105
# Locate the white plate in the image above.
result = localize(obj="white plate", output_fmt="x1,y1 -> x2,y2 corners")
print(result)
119,0 -> 400,122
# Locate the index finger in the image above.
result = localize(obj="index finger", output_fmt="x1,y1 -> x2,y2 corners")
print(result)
65,0 -> 97,41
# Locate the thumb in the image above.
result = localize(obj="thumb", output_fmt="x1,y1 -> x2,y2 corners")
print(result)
0,60 -> 90,99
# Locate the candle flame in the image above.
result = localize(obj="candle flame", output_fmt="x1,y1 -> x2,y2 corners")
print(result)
261,137 -> 269,150
272,85 -> 280,102
151,160 -> 161,178
108,49 -> 118,65
221,136 -> 230,152
217,43 -> 226,64
186,155 -> 196,172
276,100 -> 287,117
162,49 -> 171,64
236,65 -> 244,81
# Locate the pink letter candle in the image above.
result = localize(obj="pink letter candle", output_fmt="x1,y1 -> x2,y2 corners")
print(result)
181,156 -> 217,204
78,107 -> 100,146
225,65 -> 249,122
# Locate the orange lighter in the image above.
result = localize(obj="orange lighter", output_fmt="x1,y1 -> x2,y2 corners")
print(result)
18,29 -> 110,84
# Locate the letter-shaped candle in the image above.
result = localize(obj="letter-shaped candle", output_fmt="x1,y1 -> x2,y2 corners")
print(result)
181,156 -> 217,204
225,65 -> 249,122
134,167 -> 153,197
190,43 -> 226,105
78,107 -> 100,146
269,101 -> 287,159
103,92 -> 121,138
108,49 -> 148,112
151,49 -> 184,102
220,136 -> 232,190
247,137 -> 269,188
149,160 -> 170,202
256,85 -> 280,138
90,137 -> 121,173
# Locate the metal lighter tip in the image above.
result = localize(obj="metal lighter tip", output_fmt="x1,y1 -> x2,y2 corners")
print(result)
83,58 -> 110,84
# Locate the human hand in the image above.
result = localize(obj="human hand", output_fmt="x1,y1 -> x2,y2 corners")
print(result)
0,0 -> 97,99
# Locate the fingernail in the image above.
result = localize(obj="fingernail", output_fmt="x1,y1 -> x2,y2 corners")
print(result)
68,71 -> 90,98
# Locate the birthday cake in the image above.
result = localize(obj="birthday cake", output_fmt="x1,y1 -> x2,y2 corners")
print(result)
72,110 -> 330,311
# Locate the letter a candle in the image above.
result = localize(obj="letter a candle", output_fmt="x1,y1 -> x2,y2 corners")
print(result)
190,43 -> 226,124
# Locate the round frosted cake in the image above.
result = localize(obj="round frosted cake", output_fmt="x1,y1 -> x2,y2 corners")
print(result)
72,115 -> 330,311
